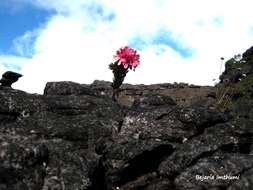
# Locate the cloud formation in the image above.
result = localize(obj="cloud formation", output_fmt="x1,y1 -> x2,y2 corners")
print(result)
0,54 -> 29,73
1,0 -> 253,93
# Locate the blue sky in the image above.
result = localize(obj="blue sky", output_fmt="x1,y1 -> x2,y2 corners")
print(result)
1,0 -> 253,93
129,29 -> 195,58
0,1 -> 53,55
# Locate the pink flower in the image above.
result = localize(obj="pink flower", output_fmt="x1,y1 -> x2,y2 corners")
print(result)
114,46 -> 140,69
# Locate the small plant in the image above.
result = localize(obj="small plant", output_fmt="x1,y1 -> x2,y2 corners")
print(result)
215,83 -> 235,110
109,46 -> 140,101
215,54 -> 249,110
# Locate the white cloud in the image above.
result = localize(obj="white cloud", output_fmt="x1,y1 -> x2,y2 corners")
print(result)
4,0 -> 253,93
12,29 -> 41,57
0,55 -> 29,83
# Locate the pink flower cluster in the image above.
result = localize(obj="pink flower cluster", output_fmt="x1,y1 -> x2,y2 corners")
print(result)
114,46 -> 140,69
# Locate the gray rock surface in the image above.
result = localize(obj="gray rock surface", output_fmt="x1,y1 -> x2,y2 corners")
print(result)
1,46 -> 253,190
0,88 -> 122,190
1,82 -> 252,190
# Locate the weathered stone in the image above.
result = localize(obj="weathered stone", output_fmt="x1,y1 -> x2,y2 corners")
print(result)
44,81 -> 95,96
0,71 -> 22,87
0,88 -> 122,189
90,80 -> 216,107
132,93 -> 177,110
1,45 -> 253,190
174,153 -> 253,190
227,167 -> 253,190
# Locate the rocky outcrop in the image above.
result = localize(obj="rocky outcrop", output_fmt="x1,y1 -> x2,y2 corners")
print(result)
0,87 -> 122,190
1,46 -> 253,190
219,46 -> 253,88
44,80 -> 216,108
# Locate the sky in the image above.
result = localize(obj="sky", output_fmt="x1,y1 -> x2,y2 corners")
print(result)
1,0 -> 253,93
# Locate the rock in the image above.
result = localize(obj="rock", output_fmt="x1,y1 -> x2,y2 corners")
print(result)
90,80 -> 216,107
1,46 -> 253,189
97,102 -> 231,189
132,93 -> 177,110
220,46 -> 253,84
242,45 -> 253,62
44,81 -> 95,96
0,140 -> 47,190
0,88 -> 123,189
174,153 -> 253,190
0,71 -> 22,87
227,168 -> 253,190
